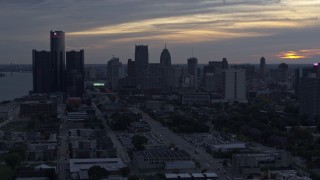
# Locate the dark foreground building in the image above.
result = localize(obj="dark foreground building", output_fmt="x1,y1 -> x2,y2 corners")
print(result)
32,50 -> 53,93
66,50 -> 85,97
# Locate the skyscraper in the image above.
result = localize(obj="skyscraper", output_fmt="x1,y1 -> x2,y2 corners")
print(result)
107,57 -> 123,91
222,58 -> 229,69
50,31 -> 66,91
160,47 -> 172,91
32,50 -> 53,93
223,69 -> 247,103
299,73 -> 320,121
260,57 -> 266,79
127,59 -> 136,77
135,45 -> 149,89
66,50 -> 84,97
188,57 -> 198,90
160,47 -> 171,67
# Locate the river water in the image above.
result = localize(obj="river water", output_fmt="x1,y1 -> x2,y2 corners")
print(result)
0,72 -> 32,102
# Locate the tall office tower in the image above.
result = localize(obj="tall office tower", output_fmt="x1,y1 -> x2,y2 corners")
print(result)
85,67 -> 96,80
204,73 -> 215,91
203,60 -> 225,93
107,57 -> 123,91
127,59 -> 136,77
50,31 -> 66,91
260,57 -> 266,79
188,57 -> 198,90
222,58 -> 229,69
294,67 -> 314,95
270,63 -> 289,82
299,75 -> 320,121
135,45 -> 149,89
160,46 -> 171,67
66,50 -> 84,97
32,50 -> 53,93
223,69 -> 247,103
160,47 -> 172,91
146,63 -> 164,94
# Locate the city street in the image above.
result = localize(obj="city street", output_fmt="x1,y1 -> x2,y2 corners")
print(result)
92,102 -> 131,164
130,107 -> 234,179
57,104 -> 69,180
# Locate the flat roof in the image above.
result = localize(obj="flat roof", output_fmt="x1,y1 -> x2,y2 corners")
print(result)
134,148 -> 190,159
192,173 -> 205,178
204,172 -> 218,177
165,174 -> 179,178
69,158 -> 125,173
178,173 -> 192,178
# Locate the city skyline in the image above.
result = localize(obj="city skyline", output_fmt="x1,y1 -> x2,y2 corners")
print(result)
0,0 -> 320,64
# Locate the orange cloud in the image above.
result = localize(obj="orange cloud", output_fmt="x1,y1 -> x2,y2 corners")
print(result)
277,49 -> 320,59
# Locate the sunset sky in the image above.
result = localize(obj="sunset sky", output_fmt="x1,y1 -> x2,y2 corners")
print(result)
0,0 -> 320,64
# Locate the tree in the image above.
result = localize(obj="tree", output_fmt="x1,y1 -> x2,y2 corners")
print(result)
87,165 -> 109,180
9,145 -> 27,160
201,168 -> 208,173
5,153 -> 22,170
223,160 -> 228,167
128,174 -> 139,180
120,167 -> 130,177
131,135 -> 148,150
156,173 -> 166,180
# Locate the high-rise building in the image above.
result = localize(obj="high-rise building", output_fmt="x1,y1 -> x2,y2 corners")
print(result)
223,69 -> 247,103
298,63 -> 320,121
188,57 -> 198,90
204,73 -> 215,91
299,76 -> 320,121
145,63 -> 164,94
135,45 -> 149,89
66,50 -> 85,97
203,58 -> 228,93
270,63 -> 289,82
260,57 -> 266,79
294,67 -> 314,94
160,47 -> 172,91
50,31 -> 66,91
107,57 -> 123,91
32,50 -> 53,93
85,67 -> 96,80
222,58 -> 229,69
127,59 -> 136,77
160,47 -> 171,67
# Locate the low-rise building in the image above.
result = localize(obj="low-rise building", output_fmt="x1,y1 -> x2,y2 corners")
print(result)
133,148 -> 191,170
232,150 -> 291,177
208,143 -> 246,152
69,158 -> 126,180
20,101 -> 57,117
164,172 -> 218,180
268,169 -> 312,180
28,142 -> 57,161
165,160 -> 195,170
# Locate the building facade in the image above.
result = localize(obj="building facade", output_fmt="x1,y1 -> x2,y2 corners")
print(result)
107,57 -> 123,91
66,50 -> 85,97
187,57 -> 198,90
135,45 -> 149,90
32,50 -> 53,93
50,31 -> 66,91
223,69 -> 247,103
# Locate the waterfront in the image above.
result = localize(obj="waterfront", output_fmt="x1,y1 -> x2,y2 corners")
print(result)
0,72 -> 32,102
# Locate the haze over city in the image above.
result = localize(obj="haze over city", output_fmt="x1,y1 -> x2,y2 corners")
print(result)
1,0 -> 320,64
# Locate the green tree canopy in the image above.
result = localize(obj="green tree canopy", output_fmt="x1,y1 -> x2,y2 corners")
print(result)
131,135 -> 148,150
5,152 -> 22,170
88,165 -> 109,180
